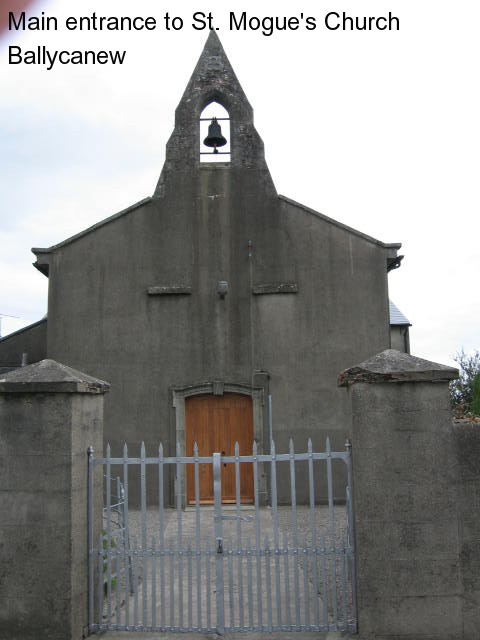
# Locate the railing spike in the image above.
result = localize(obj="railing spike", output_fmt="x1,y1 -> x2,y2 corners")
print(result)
193,441 -> 199,456
326,435 -> 331,453
307,437 -> 313,452
141,441 -> 146,458
123,441 -> 128,457
106,442 -> 111,457
252,440 -> 257,455
289,437 -> 294,453
159,441 -> 163,457
234,441 -> 239,456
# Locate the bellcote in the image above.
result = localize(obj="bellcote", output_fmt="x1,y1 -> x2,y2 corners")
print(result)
154,32 -> 274,196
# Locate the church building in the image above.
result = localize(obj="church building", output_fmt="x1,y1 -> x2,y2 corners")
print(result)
0,33 -> 403,503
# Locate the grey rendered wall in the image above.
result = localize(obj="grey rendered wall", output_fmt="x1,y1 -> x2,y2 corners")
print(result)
43,170 -> 391,503
0,319 -> 47,371
390,324 -> 410,353
38,33 -> 395,503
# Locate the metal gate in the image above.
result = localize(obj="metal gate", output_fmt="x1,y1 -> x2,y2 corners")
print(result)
88,438 -> 357,633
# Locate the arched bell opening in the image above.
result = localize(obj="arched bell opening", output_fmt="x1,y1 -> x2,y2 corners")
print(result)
199,101 -> 231,163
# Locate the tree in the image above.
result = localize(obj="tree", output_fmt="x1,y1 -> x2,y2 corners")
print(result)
471,373 -> 480,417
450,349 -> 480,416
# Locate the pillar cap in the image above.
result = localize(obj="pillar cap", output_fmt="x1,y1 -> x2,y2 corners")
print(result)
338,349 -> 458,387
0,359 -> 110,394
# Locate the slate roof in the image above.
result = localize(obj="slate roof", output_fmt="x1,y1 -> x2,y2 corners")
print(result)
389,300 -> 411,326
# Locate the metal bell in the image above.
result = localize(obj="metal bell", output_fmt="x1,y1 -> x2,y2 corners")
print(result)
203,117 -> 227,153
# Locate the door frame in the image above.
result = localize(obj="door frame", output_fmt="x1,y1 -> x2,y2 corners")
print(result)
171,381 -> 267,508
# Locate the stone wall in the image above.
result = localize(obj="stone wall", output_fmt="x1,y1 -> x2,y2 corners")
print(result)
453,420 -> 480,638
339,349 -> 467,639
0,360 -> 107,640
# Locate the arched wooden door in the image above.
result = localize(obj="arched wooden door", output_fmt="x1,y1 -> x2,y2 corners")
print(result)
185,393 -> 254,504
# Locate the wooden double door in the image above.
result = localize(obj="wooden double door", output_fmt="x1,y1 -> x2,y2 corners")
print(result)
185,393 -> 254,504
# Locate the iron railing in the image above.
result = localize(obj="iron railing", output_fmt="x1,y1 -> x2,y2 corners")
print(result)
88,438 -> 357,634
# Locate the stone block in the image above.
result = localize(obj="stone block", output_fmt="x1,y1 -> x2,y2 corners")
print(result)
0,595 -> 72,640
0,394 -> 72,454
352,475 -> 458,522
0,491 -> 70,525
0,454 -> 71,492
358,594 -> 462,638
355,519 -> 459,562
0,523 -> 51,559
453,422 -> 480,482
463,587 -> 480,640
0,560 -> 69,598
356,554 -> 461,598
350,383 -> 452,425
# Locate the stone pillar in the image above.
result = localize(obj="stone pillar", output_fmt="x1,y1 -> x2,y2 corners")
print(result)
338,349 -> 461,640
0,359 -> 109,640
453,420 -> 480,638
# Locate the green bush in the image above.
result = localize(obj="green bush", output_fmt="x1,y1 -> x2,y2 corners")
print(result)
471,373 -> 480,417
450,349 -> 480,416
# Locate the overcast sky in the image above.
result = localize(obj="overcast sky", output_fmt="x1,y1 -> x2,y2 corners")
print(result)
0,0 -> 479,368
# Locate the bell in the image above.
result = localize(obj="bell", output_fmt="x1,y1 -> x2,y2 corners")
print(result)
203,117 -> 227,153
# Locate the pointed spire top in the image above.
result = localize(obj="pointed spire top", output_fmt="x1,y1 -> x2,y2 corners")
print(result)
185,30 -> 247,109
202,29 -> 225,55
155,33 -> 276,194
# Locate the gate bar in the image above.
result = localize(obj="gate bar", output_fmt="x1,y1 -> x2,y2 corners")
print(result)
234,442 -> 244,629
206,541 -> 212,630
307,438 -> 320,626
265,535 -> 272,630
246,536 -> 254,628
87,446 -> 94,630
213,452 -> 225,634
105,444 -> 112,625
282,531 -> 291,627
289,439 -> 301,627
140,442 -> 147,626
123,444 -> 131,628
345,439 -> 358,632
252,441 -> 263,628
158,443 -> 166,628
270,440 -> 282,628
194,443 -> 202,629
151,537 -> 157,628
326,437 -> 338,625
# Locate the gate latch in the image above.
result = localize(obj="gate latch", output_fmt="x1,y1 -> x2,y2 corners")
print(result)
216,537 -> 223,554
